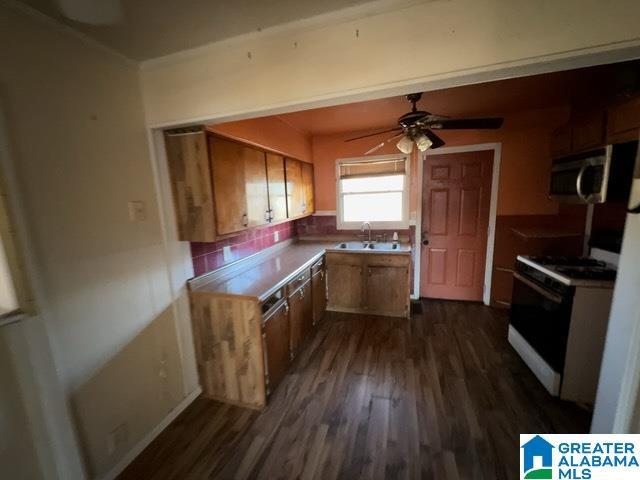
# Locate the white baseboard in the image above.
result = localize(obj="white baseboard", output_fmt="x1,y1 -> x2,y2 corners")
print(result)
98,387 -> 202,480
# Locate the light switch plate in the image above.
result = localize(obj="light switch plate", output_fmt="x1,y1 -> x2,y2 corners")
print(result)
274,231 -> 279,242
223,245 -> 232,262
128,201 -> 146,222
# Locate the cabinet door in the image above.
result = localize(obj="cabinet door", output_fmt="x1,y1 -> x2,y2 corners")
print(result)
165,131 -> 216,242
572,111 -> 606,153
288,281 -> 313,358
550,124 -> 572,158
209,136 -> 248,235
326,256 -> 363,310
366,265 -> 409,316
285,158 -> 305,218
607,97 -> 640,143
263,301 -> 290,395
312,268 -> 326,325
301,161 -> 315,215
244,148 -> 270,228
265,153 -> 288,223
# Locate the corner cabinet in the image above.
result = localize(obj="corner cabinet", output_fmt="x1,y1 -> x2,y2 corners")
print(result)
326,252 -> 411,318
164,128 -> 315,242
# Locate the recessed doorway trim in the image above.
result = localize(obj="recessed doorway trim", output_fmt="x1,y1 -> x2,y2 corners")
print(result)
415,143 -> 502,305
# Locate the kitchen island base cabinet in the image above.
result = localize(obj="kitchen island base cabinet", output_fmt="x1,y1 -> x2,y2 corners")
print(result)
326,252 -> 411,318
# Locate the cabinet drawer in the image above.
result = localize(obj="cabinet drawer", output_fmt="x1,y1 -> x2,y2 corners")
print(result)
365,254 -> 411,268
286,268 -> 310,296
311,256 -> 325,275
326,252 -> 365,266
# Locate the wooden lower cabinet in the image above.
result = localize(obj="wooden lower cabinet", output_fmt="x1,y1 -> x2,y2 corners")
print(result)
288,279 -> 313,358
326,252 -> 411,318
311,265 -> 327,326
262,300 -> 290,396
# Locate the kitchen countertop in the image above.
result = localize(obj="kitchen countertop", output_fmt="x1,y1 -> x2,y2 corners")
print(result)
190,239 -> 411,301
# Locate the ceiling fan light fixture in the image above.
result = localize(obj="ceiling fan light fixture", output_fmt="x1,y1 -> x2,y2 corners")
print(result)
396,135 -> 414,154
415,134 -> 433,152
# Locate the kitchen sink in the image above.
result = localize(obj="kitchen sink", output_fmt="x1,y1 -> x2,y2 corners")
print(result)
335,241 -> 401,251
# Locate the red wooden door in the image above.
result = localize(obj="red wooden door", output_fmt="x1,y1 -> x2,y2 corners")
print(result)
420,150 -> 493,301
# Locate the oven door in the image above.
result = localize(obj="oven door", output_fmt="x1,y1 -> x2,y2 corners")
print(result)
509,272 -> 573,373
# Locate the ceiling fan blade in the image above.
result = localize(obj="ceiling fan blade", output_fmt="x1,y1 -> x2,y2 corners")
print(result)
364,132 -> 405,155
423,129 -> 446,149
425,117 -> 504,130
345,127 -> 402,142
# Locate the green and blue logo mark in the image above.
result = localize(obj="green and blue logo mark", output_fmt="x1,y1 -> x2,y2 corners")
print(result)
521,435 -> 554,479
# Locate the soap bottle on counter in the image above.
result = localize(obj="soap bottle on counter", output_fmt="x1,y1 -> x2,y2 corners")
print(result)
392,231 -> 398,245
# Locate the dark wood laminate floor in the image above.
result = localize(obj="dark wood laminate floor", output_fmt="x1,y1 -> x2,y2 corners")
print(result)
119,300 -> 590,480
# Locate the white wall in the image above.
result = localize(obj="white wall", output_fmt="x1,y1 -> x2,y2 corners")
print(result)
592,212 -> 640,433
0,3 -> 197,478
140,0 -> 640,127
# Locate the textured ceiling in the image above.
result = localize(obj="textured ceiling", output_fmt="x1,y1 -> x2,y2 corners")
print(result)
17,0 -> 407,60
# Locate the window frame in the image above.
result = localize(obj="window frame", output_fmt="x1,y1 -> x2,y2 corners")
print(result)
335,154 -> 410,230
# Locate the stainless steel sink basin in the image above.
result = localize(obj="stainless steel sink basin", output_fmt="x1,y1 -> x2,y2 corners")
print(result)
335,241 -> 401,251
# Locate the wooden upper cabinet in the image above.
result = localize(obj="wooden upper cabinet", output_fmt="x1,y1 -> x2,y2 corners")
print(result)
607,96 -> 640,144
571,110 -> 606,153
550,124 -> 572,158
301,161 -> 315,215
265,153 -> 288,223
209,136 -> 250,235
165,129 -> 316,242
164,131 -> 216,242
285,158 -> 305,218
243,148 -> 270,228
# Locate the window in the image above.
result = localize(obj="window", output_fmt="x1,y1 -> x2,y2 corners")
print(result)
336,155 -> 410,230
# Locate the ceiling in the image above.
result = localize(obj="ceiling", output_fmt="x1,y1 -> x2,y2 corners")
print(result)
273,61 -> 640,137
17,0 -> 396,60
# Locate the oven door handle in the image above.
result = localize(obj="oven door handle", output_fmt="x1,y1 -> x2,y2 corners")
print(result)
513,272 -> 564,304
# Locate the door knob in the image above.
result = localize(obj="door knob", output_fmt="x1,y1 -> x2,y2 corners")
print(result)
422,231 -> 429,246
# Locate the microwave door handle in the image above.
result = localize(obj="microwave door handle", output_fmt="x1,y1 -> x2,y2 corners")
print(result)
576,163 -> 589,203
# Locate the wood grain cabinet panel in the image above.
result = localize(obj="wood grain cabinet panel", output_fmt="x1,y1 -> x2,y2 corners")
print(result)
288,280 -> 313,358
550,125 -> 572,158
312,265 -> 327,326
572,111 -> 606,153
262,300 -> 290,395
366,265 -> 409,317
301,161 -> 315,215
285,158 -> 305,218
607,97 -> 640,143
164,131 -> 216,242
326,253 -> 364,311
209,136 -> 249,235
190,292 -> 265,409
243,147 -> 270,228
265,153 -> 288,223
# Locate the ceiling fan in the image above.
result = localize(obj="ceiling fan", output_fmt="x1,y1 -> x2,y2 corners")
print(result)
346,93 -> 504,155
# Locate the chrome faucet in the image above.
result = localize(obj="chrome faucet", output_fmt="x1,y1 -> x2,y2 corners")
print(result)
361,222 -> 372,244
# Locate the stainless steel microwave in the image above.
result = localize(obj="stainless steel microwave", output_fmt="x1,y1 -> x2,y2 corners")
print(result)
549,140 -> 638,204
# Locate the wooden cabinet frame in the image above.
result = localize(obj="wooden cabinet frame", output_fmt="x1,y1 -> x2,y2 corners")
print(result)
165,129 -> 315,242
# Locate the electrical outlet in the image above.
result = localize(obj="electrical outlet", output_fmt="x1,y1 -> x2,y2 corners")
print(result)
128,201 -> 146,222
223,245 -> 232,262
107,423 -> 128,456
274,231 -> 279,242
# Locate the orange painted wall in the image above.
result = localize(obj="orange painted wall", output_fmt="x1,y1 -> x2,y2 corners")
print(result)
208,116 -> 312,162
311,106 -> 570,216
